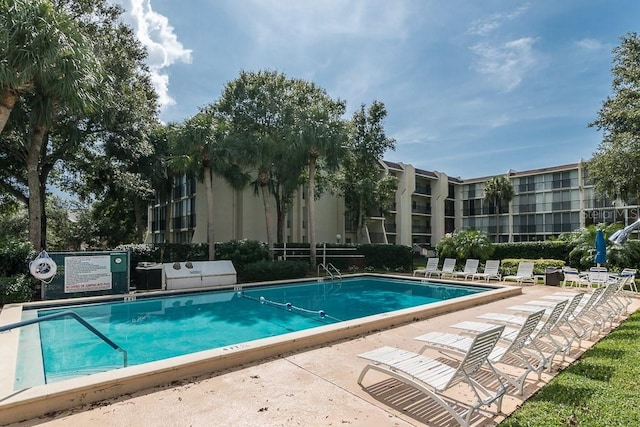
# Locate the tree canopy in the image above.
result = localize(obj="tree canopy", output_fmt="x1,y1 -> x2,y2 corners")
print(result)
0,0 -> 159,250
338,101 -> 397,243
589,32 -> 640,202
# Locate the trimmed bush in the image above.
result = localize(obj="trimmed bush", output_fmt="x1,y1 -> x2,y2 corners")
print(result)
216,240 -> 269,273
358,244 -> 412,272
500,258 -> 565,275
493,241 -> 572,261
0,274 -> 32,305
239,260 -> 309,282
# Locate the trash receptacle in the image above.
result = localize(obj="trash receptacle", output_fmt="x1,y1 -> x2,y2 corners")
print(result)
545,267 -> 562,286
134,262 -> 163,290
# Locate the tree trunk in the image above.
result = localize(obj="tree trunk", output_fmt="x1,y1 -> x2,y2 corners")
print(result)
164,188 -> 172,243
133,199 -> 145,243
308,156 -> 317,269
27,121 -> 47,250
204,168 -> 216,260
274,191 -> 285,243
495,201 -> 500,243
260,184 -> 274,260
356,198 -> 365,243
0,91 -> 18,135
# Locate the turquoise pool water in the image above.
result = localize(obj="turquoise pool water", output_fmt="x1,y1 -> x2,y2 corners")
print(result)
19,276 -> 486,385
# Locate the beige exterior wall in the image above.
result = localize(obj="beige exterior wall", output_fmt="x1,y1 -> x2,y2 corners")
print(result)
148,159 -> 630,249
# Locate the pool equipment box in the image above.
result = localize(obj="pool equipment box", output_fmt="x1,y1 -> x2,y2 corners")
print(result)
42,251 -> 130,300
164,260 -> 237,290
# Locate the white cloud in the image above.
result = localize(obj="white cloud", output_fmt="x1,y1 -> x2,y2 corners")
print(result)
117,0 -> 192,109
575,38 -> 605,51
471,37 -> 538,92
227,0 -> 410,49
467,4 -> 529,36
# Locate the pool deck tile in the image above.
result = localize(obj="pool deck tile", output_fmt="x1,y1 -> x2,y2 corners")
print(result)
5,284 -> 640,427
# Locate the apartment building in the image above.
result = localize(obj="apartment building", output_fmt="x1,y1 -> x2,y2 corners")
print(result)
146,160 -> 637,247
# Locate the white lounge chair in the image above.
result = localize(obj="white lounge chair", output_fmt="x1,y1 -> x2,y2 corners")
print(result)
561,267 -> 589,288
587,267 -> 610,288
431,258 -> 457,279
476,299 -> 569,371
413,257 -> 439,277
471,260 -> 502,282
450,259 -> 480,280
357,325 -> 506,427
503,262 -> 535,285
416,309 -> 545,396
619,268 -> 638,292
506,293 -> 584,358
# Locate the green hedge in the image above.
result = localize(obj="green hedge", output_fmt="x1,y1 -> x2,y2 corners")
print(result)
500,258 -> 565,275
358,244 -> 412,271
493,241 -> 572,261
239,260 -> 309,282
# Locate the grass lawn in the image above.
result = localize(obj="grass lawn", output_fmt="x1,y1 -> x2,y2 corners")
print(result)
500,307 -> 640,426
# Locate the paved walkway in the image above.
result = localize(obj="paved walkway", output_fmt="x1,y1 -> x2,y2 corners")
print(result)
8,285 -> 639,427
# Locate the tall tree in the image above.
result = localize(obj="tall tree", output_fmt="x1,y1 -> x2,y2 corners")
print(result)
0,1 -> 100,249
339,101 -> 397,243
0,0 -> 159,250
290,79 -> 347,268
170,112 -> 249,261
483,176 -> 514,243
589,32 -> 640,202
216,71 -> 292,258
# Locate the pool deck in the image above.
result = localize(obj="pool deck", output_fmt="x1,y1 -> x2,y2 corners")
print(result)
4,283 -> 639,427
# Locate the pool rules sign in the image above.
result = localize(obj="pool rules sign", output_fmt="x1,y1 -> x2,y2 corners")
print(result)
64,255 -> 114,292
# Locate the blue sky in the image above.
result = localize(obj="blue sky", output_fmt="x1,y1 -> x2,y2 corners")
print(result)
116,0 -> 639,179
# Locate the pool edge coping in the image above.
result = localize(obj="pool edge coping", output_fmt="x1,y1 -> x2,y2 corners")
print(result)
0,275 -> 519,424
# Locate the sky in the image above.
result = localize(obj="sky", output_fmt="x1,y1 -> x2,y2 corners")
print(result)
114,0 -> 640,179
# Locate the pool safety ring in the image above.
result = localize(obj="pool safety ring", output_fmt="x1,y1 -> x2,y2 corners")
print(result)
30,251 -> 57,281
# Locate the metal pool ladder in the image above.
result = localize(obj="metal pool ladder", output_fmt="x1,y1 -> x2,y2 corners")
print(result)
317,263 -> 342,281
0,310 -> 128,375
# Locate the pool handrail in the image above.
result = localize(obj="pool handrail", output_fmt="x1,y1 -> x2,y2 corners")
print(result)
0,310 -> 128,371
317,263 -> 342,280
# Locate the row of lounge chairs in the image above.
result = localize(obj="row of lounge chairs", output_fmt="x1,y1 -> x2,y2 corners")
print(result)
562,266 -> 638,291
357,276 -> 632,426
413,258 -> 502,282
413,258 -> 538,284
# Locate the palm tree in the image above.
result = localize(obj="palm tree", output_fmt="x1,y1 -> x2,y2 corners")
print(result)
290,80 -> 347,268
0,0 -> 99,135
483,176 -> 515,243
1,1 -> 101,250
170,112 -> 249,261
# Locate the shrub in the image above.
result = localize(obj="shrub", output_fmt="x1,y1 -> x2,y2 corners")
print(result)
216,240 -> 269,273
500,258 -> 565,275
0,237 -> 34,277
0,274 -> 33,305
558,223 -> 640,271
493,241 -> 571,262
436,230 -> 494,263
239,260 -> 309,282
358,244 -> 412,271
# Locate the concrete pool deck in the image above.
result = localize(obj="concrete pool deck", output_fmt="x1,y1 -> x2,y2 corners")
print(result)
4,283 -> 639,427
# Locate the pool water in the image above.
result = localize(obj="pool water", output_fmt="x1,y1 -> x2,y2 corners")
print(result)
20,277 -> 485,385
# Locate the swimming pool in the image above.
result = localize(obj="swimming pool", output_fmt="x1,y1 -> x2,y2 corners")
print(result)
20,276 -> 485,386
0,274 -> 519,424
